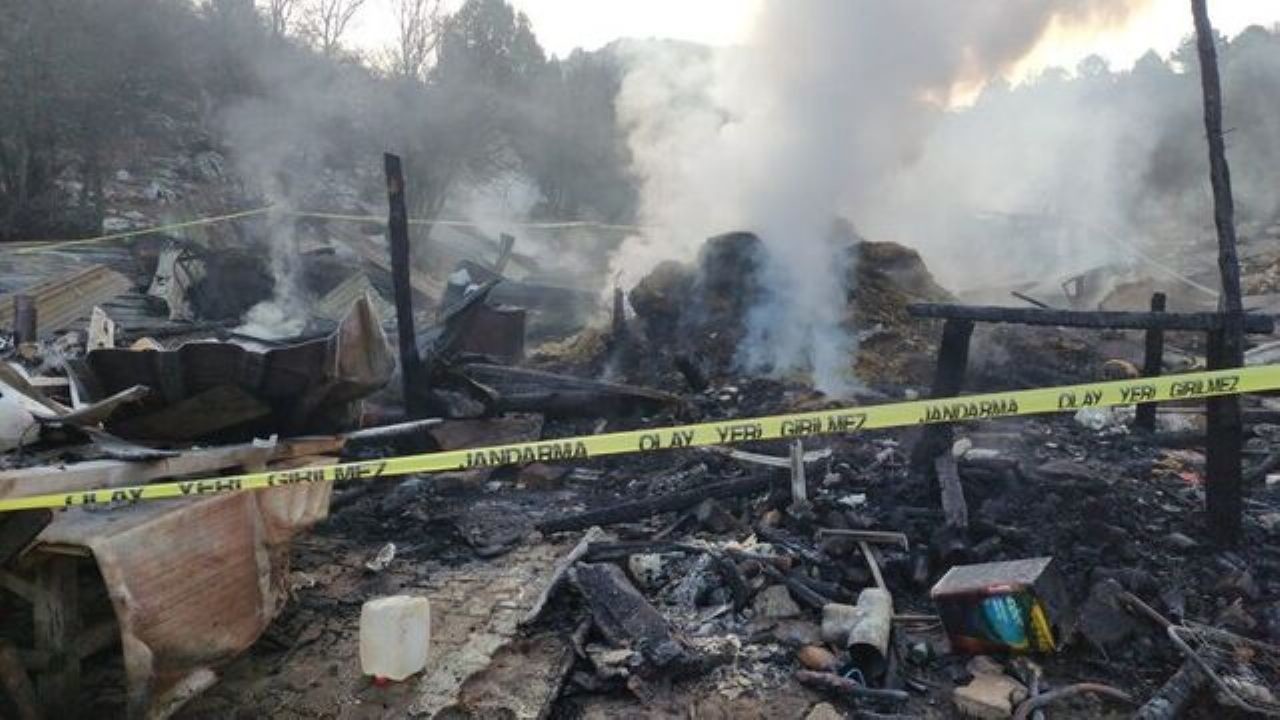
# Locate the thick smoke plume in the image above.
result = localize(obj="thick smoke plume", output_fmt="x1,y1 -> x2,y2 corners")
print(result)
615,1 -> 1146,394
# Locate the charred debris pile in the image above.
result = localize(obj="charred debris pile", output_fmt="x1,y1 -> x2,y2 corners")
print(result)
4,200 -> 1280,718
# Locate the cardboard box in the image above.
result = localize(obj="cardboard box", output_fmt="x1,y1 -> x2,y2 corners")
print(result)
929,557 -> 1073,654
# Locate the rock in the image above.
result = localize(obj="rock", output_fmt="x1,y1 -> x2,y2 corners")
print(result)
797,645 -> 838,672
754,585 -> 802,619
805,702 -> 844,720
1078,579 -> 1136,648
518,463 -> 569,490
1164,532 -> 1199,551
628,553 -> 670,592
967,655 -> 1005,676
364,542 -> 396,573
771,620 -> 823,647
953,672 -> 1027,719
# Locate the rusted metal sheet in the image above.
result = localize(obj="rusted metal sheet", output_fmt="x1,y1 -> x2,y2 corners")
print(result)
83,295 -> 393,438
36,477 -> 332,716
0,265 -> 134,336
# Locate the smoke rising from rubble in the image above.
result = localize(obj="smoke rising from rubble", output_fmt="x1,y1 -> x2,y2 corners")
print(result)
614,1 -> 1147,394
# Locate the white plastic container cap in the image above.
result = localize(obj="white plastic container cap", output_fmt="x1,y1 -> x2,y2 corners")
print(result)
359,595 -> 431,681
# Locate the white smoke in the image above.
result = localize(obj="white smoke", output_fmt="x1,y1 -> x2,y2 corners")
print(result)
613,0 -> 1148,394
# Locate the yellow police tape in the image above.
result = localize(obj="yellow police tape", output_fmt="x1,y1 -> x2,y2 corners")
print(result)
13,206 -> 277,254
0,365 -> 1276,513
15,206 -> 643,254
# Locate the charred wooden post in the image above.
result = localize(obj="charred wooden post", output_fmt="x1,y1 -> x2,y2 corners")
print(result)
910,319 -> 974,476
611,286 -> 626,337
1192,0 -> 1246,546
13,295 -> 35,345
1206,329 -> 1243,541
384,153 -> 427,418
1134,293 -> 1167,432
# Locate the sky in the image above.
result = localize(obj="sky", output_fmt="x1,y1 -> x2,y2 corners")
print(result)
352,0 -> 1280,78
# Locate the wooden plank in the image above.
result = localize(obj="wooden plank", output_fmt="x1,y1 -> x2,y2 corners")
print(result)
0,265 -> 134,336
33,555 -> 80,715
906,303 -> 1272,333
0,435 -> 344,501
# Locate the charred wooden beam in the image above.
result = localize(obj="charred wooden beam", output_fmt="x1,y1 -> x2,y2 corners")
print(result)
385,153 -> 427,418
906,303 -> 1272,333
570,562 -> 685,668
910,319 -> 973,477
537,473 -> 773,534
1134,293 -> 1167,432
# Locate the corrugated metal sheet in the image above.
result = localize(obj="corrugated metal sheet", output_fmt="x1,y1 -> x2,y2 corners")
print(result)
313,272 -> 395,324
37,476 -> 332,715
0,265 -> 135,336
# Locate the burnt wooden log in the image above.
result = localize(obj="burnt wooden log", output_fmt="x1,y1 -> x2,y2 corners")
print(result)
1135,293 -> 1167,432
570,562 -> 685,668
906,303 -> 1271,333
537,473 -> 773,534
385,153 -> 427,418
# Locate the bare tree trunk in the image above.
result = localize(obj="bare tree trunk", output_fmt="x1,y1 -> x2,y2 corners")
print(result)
1190,0 -> 1245,547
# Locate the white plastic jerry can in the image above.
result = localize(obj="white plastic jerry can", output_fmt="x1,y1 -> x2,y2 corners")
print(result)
359,596 -> 432,681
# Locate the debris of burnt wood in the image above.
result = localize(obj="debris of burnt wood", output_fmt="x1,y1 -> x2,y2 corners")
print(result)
5,126 -> 1280,719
